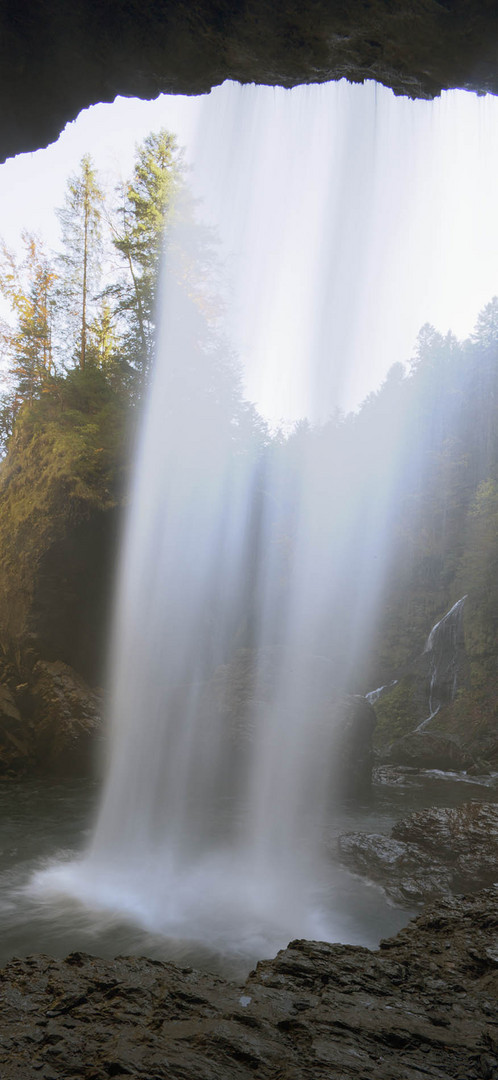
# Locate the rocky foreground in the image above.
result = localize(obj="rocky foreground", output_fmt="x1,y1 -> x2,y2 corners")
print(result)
0,889 -> 497,1079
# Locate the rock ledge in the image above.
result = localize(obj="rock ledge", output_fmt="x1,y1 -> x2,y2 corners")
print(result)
338,801 -> 498,905
1,888 -> 497,1078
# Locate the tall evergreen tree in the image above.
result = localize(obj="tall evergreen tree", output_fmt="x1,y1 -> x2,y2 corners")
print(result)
56,154 -> 104,370
111,129 -> 182,378
0,233 -> 57,413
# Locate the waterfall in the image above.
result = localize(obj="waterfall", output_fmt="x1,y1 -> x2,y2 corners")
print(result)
416,596 -> 468,731
32,80 -> 491,966
366,680 -> 398,705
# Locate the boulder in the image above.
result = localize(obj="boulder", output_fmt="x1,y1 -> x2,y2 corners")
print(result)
0,888 -> 497,1078
392,802 -> 498,877
337,832 -> 453,905
383,729 -> 475,770
338,801 -> 498,906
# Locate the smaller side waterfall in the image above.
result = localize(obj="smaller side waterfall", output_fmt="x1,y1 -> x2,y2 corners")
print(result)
416,596 -> 467,731
365,680 -> 398,705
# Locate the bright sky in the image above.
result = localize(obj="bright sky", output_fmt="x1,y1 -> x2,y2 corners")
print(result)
0,94 -> 202,251
1,82 -> 498,423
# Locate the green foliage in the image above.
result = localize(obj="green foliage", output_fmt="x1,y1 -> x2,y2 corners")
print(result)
0,134 -> 179,452
0,127 -> 262,669
3,367 -> 128,513
56,154 -> 105,370
0,367 -> 130,653
119,130 -> 181,268
458,479 -> 498,611
0,127 -> 228,447
0,393 -> 15,454
111,129 -> 183,379
372,677 -> 418,747
0,234 -> 57,431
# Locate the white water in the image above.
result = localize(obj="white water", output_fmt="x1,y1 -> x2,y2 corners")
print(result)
424,596 -> 468,655
416,596 -> 468,731
366,680 -> 398,705
32,83 -> 488,965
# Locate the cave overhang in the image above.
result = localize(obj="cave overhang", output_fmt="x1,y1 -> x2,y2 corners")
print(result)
2,1 -> 498,163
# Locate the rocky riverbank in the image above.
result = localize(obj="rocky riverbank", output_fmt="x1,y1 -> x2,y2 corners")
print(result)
0,888 -> 497,1079
338,800 -> 498,906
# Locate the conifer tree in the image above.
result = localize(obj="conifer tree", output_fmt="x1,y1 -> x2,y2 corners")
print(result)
112,129 -> 182,378
56,154 -> 104,370
0,233 -> 57,408
87,298 -> 119,372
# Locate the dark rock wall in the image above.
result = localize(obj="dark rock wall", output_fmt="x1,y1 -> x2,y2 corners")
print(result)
31,508 -> 122,686
3,1 -> 498,162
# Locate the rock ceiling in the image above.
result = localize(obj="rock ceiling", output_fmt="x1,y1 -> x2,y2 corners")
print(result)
2,1 -> 498,163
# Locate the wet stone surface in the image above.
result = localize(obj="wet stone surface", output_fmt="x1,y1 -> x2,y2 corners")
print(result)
0,889 -> 497,1079
338,801 -> 498,905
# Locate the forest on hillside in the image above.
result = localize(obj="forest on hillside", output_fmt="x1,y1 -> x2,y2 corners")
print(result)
0,129 -> 496,762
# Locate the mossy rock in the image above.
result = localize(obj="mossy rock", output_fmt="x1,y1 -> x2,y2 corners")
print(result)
0,368 -> 130,680
372,675 -> 418,748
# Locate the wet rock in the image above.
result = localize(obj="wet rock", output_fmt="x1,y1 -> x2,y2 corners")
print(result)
373,763 -> 424,786
392,802 -> 498,878
1,889 -> 497,1078
337,832 -> 454,904
373,762 -> 498,792
338,801 -> 498,905
29,660 -> 103,776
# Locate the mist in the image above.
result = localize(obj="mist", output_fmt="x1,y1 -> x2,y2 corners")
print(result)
31,79 -> 498,970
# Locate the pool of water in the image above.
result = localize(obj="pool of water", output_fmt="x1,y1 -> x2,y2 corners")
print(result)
0,769 -> 495,979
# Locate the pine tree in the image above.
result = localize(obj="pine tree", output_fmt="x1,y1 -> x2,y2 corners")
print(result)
86,298 -> 119,371
112,129 -> 182,378
56,154 -> 104,370
0,233 -> 57,411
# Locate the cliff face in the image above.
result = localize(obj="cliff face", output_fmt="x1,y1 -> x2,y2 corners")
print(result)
2,2 -> 498,162
0,371 -> 129,775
